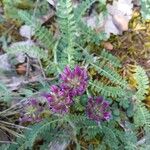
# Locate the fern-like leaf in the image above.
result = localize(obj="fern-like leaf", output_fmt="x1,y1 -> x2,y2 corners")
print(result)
8,119 -> 60,149
78,21 -> 106,44
134,66 -> 149,101
0,82 -> 11,102
18,10 -> 54,50
18,10 -> 34,25
100,49 -> 122,68
74,0 -> 97,23
133,66 -> 150,128
90,80 -> 125,98
102,126 -> 119,150
56,0 -> 76,64
134,103 -> 150,128
34,24 -> 55,50
6,45 -> 47,59
91,63 -> 127,88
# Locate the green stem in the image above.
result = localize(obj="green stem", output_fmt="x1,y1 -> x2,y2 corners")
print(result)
53,41 -> 58,64
67,47 -> 72,65
53,41 -> 61,73
86,89 -> 91,97
66,116 -> 81,150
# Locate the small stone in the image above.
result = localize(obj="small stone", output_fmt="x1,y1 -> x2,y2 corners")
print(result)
112,14 -> 129,32
0,54 -> 11,71
103,42 -> 114,50
19,25 -> 34,39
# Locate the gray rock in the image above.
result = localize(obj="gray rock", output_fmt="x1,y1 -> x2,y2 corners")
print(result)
0,54 -> 11,71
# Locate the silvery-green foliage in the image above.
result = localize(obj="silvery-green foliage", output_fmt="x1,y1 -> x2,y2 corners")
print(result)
140,0 -> 150,20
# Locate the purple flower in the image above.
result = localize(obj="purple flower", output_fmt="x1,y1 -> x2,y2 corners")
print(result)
60,66 -> 88,96
44,85 -> 73,114
86,97 -> 111,122
19,98 -> 46,124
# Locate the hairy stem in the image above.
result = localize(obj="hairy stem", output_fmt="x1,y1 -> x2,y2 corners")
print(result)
66,117 -> 81,150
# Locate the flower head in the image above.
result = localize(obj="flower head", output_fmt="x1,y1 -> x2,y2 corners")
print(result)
44,85 -> 73,114
60,66 -> 88,96
86,96 -> 111,122
19,99 -> 45,124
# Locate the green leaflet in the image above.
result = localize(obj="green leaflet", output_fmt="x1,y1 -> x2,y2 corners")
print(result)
140,0 -> 150,20
56,0 -> 76,65
134,66 -> 149,101
133,66 -> 150,129
6,45 -> 47,59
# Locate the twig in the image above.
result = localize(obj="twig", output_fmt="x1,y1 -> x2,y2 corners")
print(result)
25,53 -> 30,78
0,141 -> 17,144
38,58 -> 46,79
0,125 -> 24,138
0,120 -> 30,130
21,76 -> 58,85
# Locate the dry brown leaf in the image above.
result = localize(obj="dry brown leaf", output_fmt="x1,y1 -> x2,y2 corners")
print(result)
16,63 -> 26,75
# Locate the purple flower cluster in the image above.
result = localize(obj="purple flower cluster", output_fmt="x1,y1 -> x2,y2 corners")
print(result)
86,97 -> 111,122
60,66 -> 88,96
20,66 -> 111,123
19,99 -> 46,124
44,66 -> 88,115
44,85 -> 73,114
